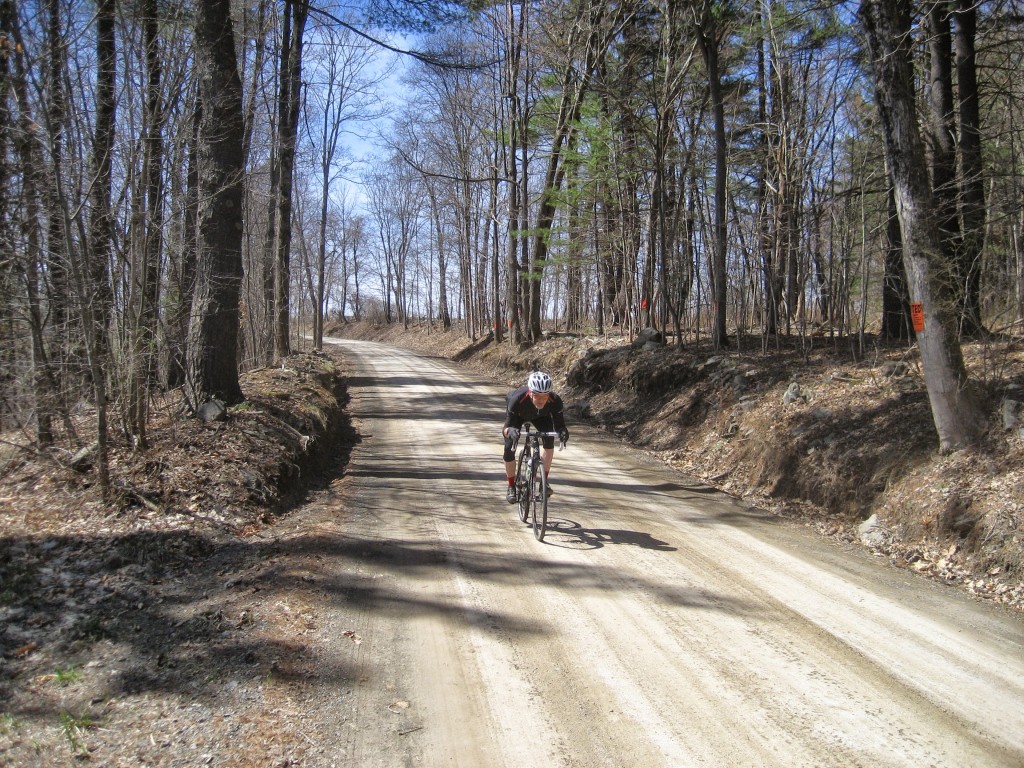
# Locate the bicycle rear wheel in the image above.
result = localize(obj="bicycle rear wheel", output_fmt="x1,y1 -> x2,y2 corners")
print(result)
516,450 -> 531,523
531,467 -> 548,541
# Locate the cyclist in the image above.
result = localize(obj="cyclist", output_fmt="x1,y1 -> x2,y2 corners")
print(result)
502,370 -> 569,503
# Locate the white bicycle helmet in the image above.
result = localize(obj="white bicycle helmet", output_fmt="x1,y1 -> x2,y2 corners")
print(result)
527,371 -> 553,394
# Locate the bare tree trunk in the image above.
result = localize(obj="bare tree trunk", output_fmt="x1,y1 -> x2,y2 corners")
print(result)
860,0 -> 984,452
187,0 -> 245,407
425,183 -> 452,329
127,0 -> 166,447
927,3 -> 960,281
953,0 -> 985,337
488,142 -> 501,341
697,4 -> 729,349
43,0 -> 70,398
350,218 -> 364,321
78,0 -> 117,498
755,6 -> 778,339
503,0 -> 526,346
240,0 -> 272,363
880,178 -> 912,340
2,0 -> 54,445
166,101 -> 200,389
273,0 -> 308,362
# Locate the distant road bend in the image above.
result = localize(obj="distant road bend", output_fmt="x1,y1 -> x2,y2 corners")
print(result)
313,337 -> 1024,768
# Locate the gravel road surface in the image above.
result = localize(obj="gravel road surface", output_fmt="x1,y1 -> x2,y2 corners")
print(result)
304,338 -> 1024,767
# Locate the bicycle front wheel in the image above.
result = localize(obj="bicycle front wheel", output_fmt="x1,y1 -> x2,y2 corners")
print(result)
532,467 -> 548,541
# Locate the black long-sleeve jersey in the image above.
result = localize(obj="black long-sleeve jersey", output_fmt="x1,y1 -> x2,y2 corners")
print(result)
503,385 -> 567,432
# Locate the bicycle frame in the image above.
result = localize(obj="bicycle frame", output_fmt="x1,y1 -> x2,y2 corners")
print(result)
512,423 -> 563,542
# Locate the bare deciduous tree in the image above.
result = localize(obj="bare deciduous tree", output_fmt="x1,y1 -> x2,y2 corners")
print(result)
860,0 -> 984,451
187,0 -> 246,407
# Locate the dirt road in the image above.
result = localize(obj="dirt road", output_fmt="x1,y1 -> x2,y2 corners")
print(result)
298,338 -> 1024,767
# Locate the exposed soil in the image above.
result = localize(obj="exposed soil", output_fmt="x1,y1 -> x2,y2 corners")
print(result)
0,322 -> 1021,766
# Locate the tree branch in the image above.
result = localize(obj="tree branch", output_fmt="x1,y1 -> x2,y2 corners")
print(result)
303,1 -> 494,70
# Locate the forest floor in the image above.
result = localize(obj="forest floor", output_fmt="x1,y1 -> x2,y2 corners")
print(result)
0,321 -> 1021,766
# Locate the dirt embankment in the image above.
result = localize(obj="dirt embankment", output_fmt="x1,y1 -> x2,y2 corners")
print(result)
331,320 -> 1024,610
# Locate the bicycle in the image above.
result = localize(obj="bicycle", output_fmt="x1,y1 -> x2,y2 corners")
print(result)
512,423 -> 565,542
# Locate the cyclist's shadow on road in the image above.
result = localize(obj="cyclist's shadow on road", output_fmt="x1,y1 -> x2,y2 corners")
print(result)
543,520 -> 676,551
